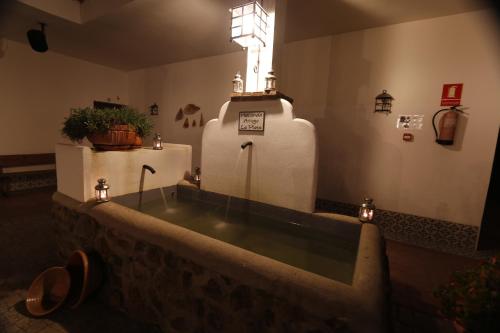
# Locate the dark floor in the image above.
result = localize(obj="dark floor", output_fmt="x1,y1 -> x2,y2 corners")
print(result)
0,187 -> 479,333
387,240 -> 477,333
0,188 -> 160,333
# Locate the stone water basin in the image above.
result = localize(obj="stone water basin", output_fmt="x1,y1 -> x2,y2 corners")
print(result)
52,185 -> 388,332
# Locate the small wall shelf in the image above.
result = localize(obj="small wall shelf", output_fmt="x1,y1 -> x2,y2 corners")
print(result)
230,91 -> 294,104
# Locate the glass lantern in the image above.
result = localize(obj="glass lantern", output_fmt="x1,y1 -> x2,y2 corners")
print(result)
375,90 -> 394,113
95,178 -> 110,203
194,167 -> 201,186
358,198 -> 375,223
230,1 -> 268,48
232,72 -> 244,93
153,133 -> 163,150
265,70 -> 277,93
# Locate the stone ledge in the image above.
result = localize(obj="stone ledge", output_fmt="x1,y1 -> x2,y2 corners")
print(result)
316,198 -> 480,257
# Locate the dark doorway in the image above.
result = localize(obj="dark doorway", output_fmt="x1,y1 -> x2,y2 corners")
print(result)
93,101 -> 126,109
478,128 -> 500,250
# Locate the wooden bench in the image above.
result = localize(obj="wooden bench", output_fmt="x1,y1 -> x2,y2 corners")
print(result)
0,153 -> 56,196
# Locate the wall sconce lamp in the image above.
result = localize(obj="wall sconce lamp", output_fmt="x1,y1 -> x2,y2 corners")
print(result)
230,1 -> 268,48
359,197 -> 375,223
149,103 -> 159,116
375,90 -> 394,113
232,72 -> 244,93
153,133 -> 163,150
95,178 -> 110,202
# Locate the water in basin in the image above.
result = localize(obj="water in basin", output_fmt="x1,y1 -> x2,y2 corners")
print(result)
115,190 -> 359,284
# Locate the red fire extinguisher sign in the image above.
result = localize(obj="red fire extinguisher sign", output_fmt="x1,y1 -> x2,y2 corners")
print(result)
440,83 -> 463,106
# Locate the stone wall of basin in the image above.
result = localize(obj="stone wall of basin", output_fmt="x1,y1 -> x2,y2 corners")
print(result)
51,192 -> 388,333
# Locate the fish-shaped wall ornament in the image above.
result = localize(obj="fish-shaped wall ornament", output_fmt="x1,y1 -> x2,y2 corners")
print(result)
199,113 -> 204,127
183,118 -> 189,128
182,104 -> 200,115
175,108 -> 184,121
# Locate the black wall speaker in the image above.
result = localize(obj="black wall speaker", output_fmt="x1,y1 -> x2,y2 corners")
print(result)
27,23 -> 48,53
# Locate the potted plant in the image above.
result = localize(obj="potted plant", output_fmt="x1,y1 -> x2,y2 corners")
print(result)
434,255 -> 499,333
62,107 -> 153,151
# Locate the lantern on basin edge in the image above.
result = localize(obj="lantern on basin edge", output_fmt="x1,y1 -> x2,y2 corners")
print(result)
153,133 -> 163,150
374,90 -> 394,113
230,1 -> 268,48
359,198 -> 375,223
95,178 -> 110,202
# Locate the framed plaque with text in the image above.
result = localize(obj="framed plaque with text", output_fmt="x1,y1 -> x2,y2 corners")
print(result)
239,111 -> 265,132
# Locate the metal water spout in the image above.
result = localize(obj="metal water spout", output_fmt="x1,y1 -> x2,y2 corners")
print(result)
142,164 -> 156,174
241,141 -> 253,149
138,164 -> 156,210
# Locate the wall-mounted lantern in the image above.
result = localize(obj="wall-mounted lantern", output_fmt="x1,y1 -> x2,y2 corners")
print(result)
358,197 -> 375,223
153,133 -> 163,150
95,178 -> 110,202
230,1 -> 268,48
232,72 -> 244,93
149,103 -> 159,116
264,70 -> 277,93
375,90 -> 394,113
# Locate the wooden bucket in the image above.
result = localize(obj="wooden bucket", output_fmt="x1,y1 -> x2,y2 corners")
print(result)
87,124 -> 136,151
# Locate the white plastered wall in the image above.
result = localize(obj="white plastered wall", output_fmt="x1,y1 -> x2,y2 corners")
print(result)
201,99 -> 318,213
56,143 -> 192,202
0,39 -> 129,156
280,10 -> 500,227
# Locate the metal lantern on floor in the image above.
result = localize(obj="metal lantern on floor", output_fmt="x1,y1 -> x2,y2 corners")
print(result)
232,72 -> 244,93
95,178 -> 110,203
265,70 -> 277,93
153,133 -> 163,150
230,1 -> 268,48
359,198 -> 375,222
374,90 -> 393,113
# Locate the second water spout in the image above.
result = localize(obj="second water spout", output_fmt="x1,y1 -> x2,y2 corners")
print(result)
241,141 -> 253,149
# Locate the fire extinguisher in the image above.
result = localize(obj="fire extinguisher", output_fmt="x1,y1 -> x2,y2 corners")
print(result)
432,106 -> 464,145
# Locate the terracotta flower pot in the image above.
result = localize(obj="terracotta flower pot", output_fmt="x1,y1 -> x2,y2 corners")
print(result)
453,320 -> 466,333
65,250 -> 104,309
87,124 -> 136,151
26,267 -> 71,316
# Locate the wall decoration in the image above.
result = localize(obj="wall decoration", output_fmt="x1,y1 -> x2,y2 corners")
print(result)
175,108 -> 184,121
182,104 -> 200,115
149,103 -> 159,116
239,111 -> 265,131
374,90 -> 393,113
199,113 -> 205,127
176,104 -> 201,128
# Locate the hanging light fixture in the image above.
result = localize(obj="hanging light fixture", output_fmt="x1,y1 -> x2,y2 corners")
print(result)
153,133 -> 163,150
230,1 -> 268,48
374,90 -> 394,113
95,178 -> 110,203
358,198 -> 376,223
